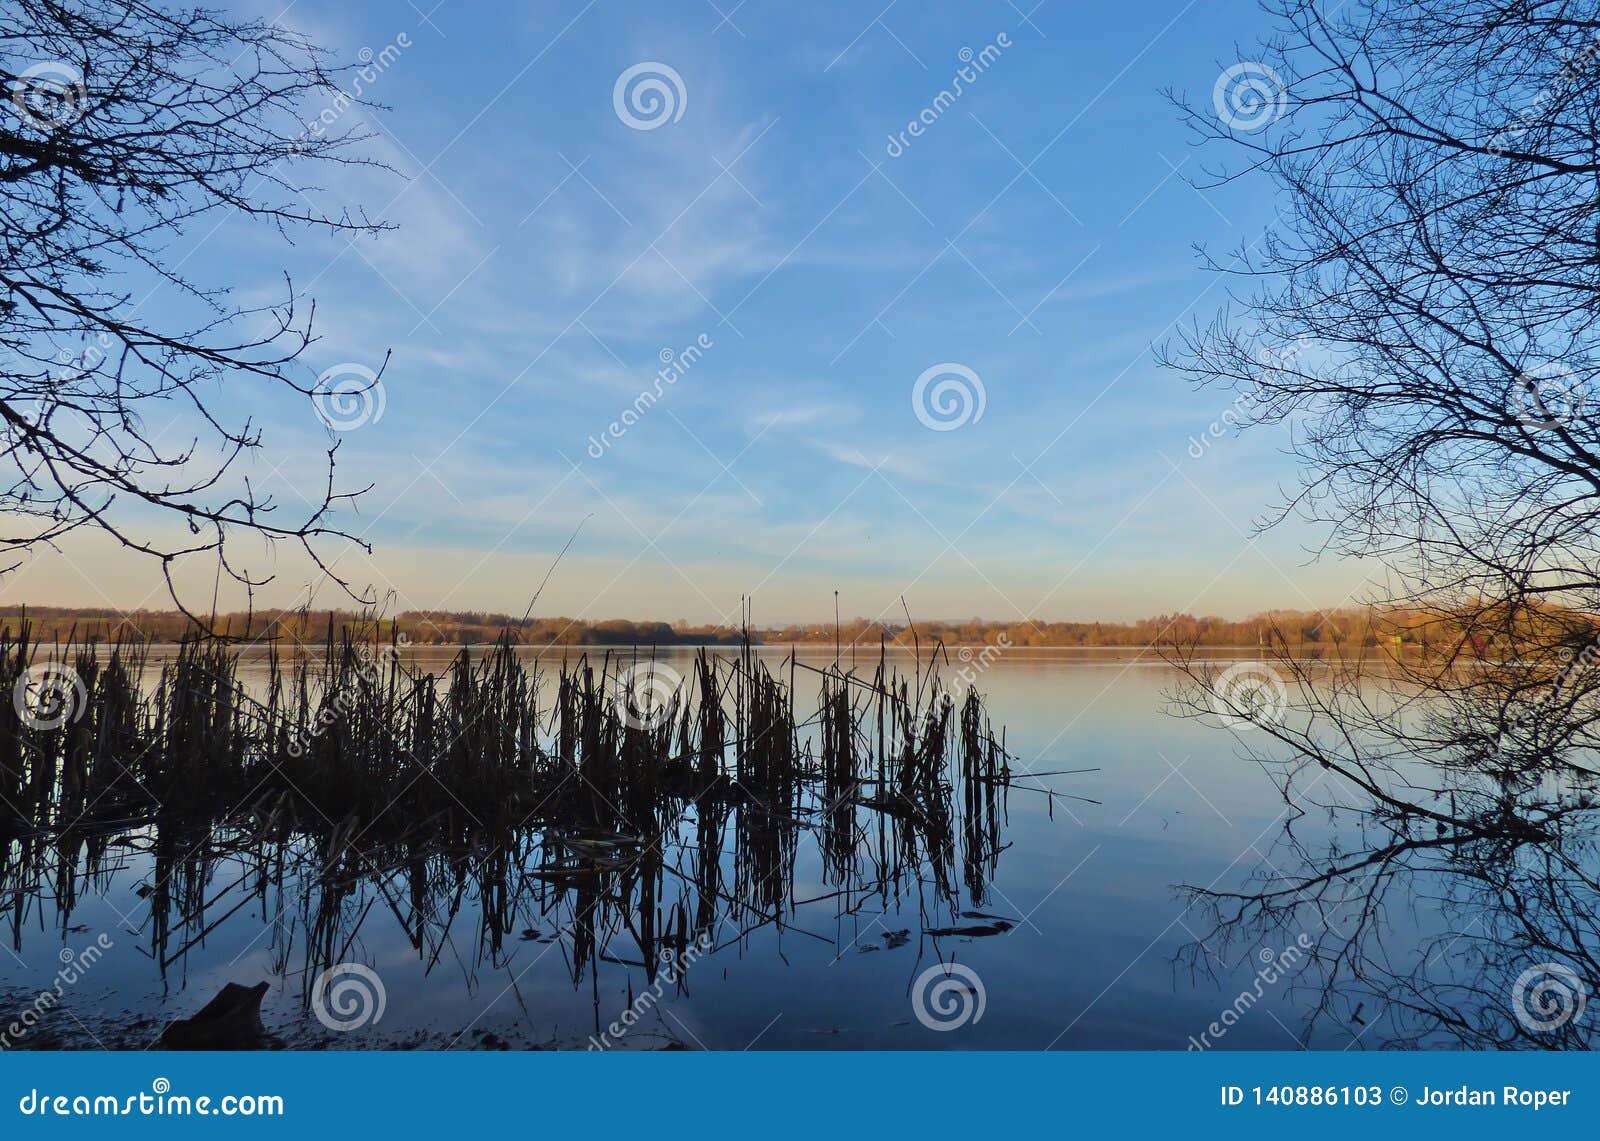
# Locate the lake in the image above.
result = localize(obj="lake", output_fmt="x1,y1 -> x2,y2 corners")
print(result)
0,644 -> 1579,1050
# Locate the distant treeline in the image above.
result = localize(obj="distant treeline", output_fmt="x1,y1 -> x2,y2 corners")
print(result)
0,605 -> 1459,648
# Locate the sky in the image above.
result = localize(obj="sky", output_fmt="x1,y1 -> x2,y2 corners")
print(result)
7,0 -> 1379,625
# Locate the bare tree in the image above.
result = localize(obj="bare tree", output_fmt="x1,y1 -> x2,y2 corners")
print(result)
1164,0 -> 1600,1047
1170,0 -> 1600,605
0,0 -> 390,623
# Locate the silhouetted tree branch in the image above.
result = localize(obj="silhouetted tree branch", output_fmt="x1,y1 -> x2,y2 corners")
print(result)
0,0 -> 392,625
1165,0 -> 1600,1048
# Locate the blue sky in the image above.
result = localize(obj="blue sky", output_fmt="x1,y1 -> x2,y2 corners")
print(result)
16,0 -> 1377,623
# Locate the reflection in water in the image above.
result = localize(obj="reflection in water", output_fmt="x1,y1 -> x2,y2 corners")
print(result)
9,631 -> 1590,1049
1179,790 -> 1599,1049
0,633 -> 1080,1048
1175,638 -> 1600,1051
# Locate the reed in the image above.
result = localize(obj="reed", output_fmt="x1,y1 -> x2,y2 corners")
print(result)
0,619 -> 1049,992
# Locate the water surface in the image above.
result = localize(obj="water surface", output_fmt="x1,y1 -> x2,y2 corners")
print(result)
0,646 -> 1540,1050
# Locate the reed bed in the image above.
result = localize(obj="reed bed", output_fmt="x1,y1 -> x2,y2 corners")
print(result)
0,620 -> 1054,1006
1,624 -> 1016,838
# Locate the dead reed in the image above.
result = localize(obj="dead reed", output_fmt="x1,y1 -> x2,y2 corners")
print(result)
0,619 -> 1052,994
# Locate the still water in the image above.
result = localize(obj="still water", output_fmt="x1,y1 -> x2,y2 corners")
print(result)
0,646 -> 1544,1050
